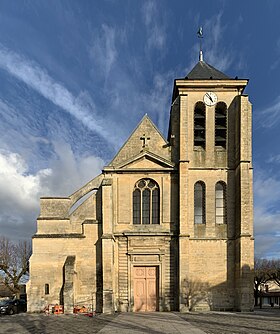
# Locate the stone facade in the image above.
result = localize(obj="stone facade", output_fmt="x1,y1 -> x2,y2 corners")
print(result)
27,59 -> 254,313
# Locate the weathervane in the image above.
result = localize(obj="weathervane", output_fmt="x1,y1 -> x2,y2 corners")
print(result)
197,26 -> 203,61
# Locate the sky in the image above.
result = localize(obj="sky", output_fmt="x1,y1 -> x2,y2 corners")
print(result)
0,0 -> 279,259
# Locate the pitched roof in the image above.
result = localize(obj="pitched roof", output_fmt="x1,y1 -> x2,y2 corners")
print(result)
107,114 -> 170,167
185,61 -> 230,80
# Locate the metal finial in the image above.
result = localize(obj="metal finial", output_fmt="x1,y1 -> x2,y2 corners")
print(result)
197,26 -> 203,61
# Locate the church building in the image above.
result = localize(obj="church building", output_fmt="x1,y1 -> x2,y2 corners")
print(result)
27,53 -> 254,313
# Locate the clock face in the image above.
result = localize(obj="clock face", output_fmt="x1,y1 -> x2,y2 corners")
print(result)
204,92 -> 218,106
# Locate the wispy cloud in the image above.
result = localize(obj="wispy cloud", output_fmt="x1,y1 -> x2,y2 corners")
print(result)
90,24 -> 118,81
267,154 -> 280,164
142,0 -> 166,50
256,96 -> 280,128
185,11 -> 233,75
271,37 -> 280,70
0,44 -> 121,148
88,19 -> 172,140
204,12 -> 233,72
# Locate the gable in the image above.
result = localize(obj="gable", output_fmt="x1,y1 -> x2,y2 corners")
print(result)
108,115 -> 170,168
125,157 -> 166,169
113,151 -> 174,170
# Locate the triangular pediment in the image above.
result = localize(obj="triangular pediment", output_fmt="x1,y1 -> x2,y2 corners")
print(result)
108,114 -> 171,168
110,151 -> 174,170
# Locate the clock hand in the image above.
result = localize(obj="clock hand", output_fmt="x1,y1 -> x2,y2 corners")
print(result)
206,93 -> 213,102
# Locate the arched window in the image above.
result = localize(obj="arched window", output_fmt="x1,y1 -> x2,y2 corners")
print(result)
194,102 -> 206,149
194,181 -> 205,224
215,182 -> 227,224
215,102 -> 227,148
45,284 -> 50,295
133,179 -> 160,225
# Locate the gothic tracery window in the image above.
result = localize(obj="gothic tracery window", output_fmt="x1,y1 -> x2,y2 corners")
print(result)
133,178 -> 160,225
194,181 -> 206,224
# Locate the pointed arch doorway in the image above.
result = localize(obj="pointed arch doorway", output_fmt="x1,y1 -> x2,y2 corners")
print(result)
133,266 -> 159,312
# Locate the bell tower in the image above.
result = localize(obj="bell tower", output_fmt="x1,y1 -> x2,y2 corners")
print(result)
169,57 -> 254,311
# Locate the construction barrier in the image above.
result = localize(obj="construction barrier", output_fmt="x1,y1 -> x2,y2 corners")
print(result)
54,305 -> 64,314
73,306 -> 88,314
44,304 -> 64,315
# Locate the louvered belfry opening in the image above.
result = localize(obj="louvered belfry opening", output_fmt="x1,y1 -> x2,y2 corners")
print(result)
194,101 -> 206,149
215,102 -> 227,148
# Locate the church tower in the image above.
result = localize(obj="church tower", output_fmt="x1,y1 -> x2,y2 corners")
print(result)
169,57 -> 254,311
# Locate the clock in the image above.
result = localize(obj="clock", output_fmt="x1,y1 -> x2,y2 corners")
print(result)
203,92 -> 218,106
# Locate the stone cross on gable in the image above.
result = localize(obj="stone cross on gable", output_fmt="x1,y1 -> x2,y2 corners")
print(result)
140,134 -> 150,148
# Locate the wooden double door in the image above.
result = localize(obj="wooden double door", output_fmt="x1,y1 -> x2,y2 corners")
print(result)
133,266 -> 159,312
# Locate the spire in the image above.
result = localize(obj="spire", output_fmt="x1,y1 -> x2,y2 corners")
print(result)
197,26 -> 203,61
199,50 -> 203,62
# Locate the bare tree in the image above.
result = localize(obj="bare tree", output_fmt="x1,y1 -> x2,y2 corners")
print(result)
254,258 -> 271,307
0,237 -> 31,296
268,259 -> 280,288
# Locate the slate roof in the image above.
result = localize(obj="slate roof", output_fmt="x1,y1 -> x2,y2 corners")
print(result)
185,61 -> 230,79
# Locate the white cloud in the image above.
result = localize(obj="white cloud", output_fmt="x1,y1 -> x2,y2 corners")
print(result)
0,44 -> 120,148
254,170 -> 280,258
0,144 -> 104,241
254,207 -> 280,259
254,172 -> 280,208
41,141 -> 104,197
0,149 -> 50,211
0,149 -> 50,240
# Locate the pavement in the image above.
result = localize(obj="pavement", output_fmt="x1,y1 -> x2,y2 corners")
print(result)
0,308 -> 280,334
98,312 -> 205,333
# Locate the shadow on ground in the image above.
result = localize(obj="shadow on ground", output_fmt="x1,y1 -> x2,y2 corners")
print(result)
178,308 -> 280,334
0,313 -> 117,334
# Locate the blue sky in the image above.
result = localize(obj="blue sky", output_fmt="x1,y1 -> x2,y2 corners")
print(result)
0,0 -> 279,259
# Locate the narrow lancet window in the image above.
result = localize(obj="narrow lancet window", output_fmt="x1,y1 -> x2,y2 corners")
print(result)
194,181 -> 206,224
45,284 -> 50,295
215,182 -> 227,224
